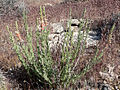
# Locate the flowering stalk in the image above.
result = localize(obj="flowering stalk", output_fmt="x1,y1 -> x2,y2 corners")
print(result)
40,6 -> 48,30
43,6 -> 48,26
15,31 -> 23,42
108,23 -> 115,43
41,20 -> 45,30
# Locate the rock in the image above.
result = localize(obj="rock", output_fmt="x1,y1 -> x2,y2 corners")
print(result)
48,33 -> 64,52
48,30 -> 100,51
48,41 -> 54,50
48,20 -> 101,52
101,85 -> 109,90
70,26 -> 79,32
48,34 -> 59,41
0,70 -> 7,89
51,23 -> 64,34
71,19 -> 80,26
48,30 -> 100,52
44,3 -> 53,6
86,31 -> 100,47
72,32 -> 79,43
72,31 -> 100,47
99,64 -> 119,82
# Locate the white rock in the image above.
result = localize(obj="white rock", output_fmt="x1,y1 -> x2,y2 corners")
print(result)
48,21 -> 101,52
48,30 -> 100,52
44,3 -> 53,6
51,23 -> 64,34
99,64 -> 119,82
73,32 -> 79,42
72,31 -> 99,47
70,26 -> 79,32
48,34 -> 59,41
0,69 -> 7,88
71,19 -> 80,25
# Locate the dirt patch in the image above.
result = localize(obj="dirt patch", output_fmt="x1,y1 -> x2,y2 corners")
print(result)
45,0 -> 120,22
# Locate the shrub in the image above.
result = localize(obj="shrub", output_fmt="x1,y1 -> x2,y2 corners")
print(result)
7,7 -> 103,89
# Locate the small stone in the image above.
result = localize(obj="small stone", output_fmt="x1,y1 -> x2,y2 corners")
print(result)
51,23 -> 64,34
70,26 -> 79,32
73,32 -> 79,42
71,19 -> 80,26
44,3 -> 53,6
48,34 -> 59,41
72,31 -> 99,47
101,85 -> 109,90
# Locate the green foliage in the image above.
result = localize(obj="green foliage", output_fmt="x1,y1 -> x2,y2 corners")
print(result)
108,23 -> 115,43
7,7 -> 103,89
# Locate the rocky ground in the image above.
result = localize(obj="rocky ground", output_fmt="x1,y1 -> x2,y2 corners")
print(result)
0,0 -> 120,89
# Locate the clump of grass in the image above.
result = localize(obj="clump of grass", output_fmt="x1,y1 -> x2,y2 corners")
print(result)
7,7 -> 103,89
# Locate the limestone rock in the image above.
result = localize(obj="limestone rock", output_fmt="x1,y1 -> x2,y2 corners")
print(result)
71,26 -> 79,32
48,34 -> 59,41
72,31 -> 100,47
51,23 -> 64,34
71,19 -> 80,26
48,21 -> 101,52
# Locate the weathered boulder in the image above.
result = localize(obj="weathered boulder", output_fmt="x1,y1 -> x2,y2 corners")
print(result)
48,19 -> 101,52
